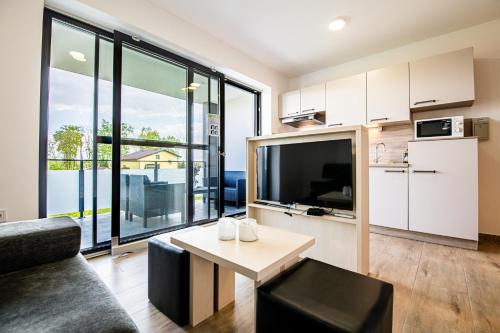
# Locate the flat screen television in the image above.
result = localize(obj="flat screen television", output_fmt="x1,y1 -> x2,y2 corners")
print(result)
256,139 -> 354,211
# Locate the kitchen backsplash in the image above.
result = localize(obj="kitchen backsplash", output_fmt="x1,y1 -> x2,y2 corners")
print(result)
368,124 -> 414,163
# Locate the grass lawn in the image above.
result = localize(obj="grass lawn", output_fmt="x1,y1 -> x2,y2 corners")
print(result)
49,208 -> 111,218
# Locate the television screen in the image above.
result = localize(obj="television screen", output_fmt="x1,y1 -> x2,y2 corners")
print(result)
256,139 -> 353,210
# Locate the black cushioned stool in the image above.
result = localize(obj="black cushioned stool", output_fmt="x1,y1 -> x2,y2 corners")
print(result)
256,258 -> 393,333
148,235 -> 190,326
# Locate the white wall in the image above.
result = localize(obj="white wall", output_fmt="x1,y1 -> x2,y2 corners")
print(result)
225,94 -> 255,171
0,0 -> 288,222
0,0 -> 44,222
289,19 -> 500,89
287,19 -> 500,236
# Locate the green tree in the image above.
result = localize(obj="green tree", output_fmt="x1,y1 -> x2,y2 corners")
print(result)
139,127 -> 161,141
97,120 -> 134,167
53,125 -> 83,168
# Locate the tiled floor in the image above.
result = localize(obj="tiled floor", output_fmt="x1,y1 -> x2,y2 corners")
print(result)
88,233 -> 500,332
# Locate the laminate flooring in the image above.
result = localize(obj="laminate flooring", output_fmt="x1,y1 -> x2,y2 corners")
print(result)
88,233 -> 500,333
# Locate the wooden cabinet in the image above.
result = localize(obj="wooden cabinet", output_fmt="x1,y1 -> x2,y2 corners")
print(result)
408,138 -> 478,240
280,90 -> 300,118
369,167 -> 408,230
410,47 -> 475,111
300,83 -> 325,114
325,73 -> 366,127
367,63 -> 410,125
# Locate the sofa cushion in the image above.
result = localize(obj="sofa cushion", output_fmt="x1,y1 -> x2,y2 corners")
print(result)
0,217 -> 81,275
0,254 -> 138,333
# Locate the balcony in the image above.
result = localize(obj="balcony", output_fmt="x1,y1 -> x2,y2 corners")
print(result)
47,159 -> 244,251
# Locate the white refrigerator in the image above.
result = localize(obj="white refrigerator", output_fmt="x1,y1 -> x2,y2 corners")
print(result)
408,138 -> 478,241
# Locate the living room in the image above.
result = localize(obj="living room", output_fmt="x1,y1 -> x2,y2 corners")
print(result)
1,1 -> 500,332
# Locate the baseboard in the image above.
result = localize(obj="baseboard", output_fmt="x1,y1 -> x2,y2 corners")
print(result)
479,233 -> 500,244
110,222 -> 219,256
370,225 -> 478,250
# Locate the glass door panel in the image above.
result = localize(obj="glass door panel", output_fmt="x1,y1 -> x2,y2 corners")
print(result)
95,38 -> 114,247
46,20 -> 96,251
209,77 -> 220,219
223,83 -> 258,216
119,44 -> 189,242
191,73 -> 220,224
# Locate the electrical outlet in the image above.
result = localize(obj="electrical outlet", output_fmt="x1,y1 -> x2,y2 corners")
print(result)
0,209 -> 6,223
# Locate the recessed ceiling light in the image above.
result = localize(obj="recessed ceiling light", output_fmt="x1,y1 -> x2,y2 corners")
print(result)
328,17 -> 348,31
69,51 -> 86,62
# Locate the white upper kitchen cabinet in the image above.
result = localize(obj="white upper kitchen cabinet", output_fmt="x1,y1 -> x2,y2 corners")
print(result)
408,138 -> 478,241
410,47 -> 475,111
367,63 -> 410,125
300,83 -> 325,114
280,89 -> 300,118
325,73 -> 366,127
369,167 -> 409,230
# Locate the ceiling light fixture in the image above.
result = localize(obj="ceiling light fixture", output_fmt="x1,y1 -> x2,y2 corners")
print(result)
328,17 -> 348,31
69,51 -> 87,62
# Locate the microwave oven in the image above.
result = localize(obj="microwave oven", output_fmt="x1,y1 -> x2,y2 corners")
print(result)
414,116 -> 464,141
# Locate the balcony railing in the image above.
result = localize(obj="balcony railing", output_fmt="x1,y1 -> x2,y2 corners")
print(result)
47,158 -> 207,218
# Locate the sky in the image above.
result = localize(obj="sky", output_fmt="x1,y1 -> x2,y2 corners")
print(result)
48,67 -> 206,160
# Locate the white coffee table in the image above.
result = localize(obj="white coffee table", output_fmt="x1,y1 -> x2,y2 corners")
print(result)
170,224 -> 315,326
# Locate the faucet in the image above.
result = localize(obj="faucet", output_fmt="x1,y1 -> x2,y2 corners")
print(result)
375,142 -> 386,164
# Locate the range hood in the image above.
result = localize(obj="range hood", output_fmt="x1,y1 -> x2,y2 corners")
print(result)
281,111 -> 326,128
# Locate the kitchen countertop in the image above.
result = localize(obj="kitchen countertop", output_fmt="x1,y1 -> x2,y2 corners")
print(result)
369,163 -> 409,168
408,136 -> 478,142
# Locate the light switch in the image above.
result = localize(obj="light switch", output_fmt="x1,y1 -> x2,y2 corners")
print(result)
0,209 -> 6,223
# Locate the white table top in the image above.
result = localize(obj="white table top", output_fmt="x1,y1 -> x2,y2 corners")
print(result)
170,224 -> 315,281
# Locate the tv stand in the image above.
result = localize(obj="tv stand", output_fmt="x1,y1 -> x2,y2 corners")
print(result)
246,125 -> 369,275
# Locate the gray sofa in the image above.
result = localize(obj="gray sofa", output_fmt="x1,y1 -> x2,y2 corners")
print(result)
0,217 -> 138,333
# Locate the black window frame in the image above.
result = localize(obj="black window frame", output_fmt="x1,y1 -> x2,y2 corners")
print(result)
39,8 -> 264,251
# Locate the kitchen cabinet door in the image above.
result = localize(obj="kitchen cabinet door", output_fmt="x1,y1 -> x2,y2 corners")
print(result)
367,63 -> 410,125
325,73 -> 366,127
369,167 -> 408,229
300,83 -> 325,114
280,90 -> 300,118
410,47 -> 475,111
408,138 -> 478,240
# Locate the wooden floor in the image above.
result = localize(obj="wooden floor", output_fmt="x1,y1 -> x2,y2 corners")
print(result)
88,233 -> 500,333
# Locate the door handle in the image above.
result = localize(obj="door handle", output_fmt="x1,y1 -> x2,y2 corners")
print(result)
384,169 -> 406,173
328,123 -> 343,127
412,170 -> 437,173
301,108 -> 315,113
370,117 -> 388,122
414,99 -> 436,106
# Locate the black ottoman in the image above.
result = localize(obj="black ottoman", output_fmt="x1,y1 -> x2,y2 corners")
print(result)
148,236 -> 190,326
256,258 -> 393,333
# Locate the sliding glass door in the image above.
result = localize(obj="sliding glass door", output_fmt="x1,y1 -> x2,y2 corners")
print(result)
113,33 -> 222,244
41,10 -> 225,252
41,12 -> 114,252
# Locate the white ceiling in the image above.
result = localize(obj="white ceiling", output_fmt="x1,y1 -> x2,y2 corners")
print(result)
150,0 -> 500,77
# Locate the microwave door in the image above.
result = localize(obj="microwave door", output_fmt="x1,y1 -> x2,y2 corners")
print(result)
417,119 -> 452,138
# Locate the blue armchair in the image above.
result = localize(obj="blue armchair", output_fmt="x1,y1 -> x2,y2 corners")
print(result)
224,171 -> 246,208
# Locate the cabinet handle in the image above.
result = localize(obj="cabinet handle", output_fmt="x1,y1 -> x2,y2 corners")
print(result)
385,169 -> 406,173
301,108 -> 315,113
412,170 -> 437,173
370,117 -> 388,122
414,99 -> 436,106
328,123 -> 343,127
